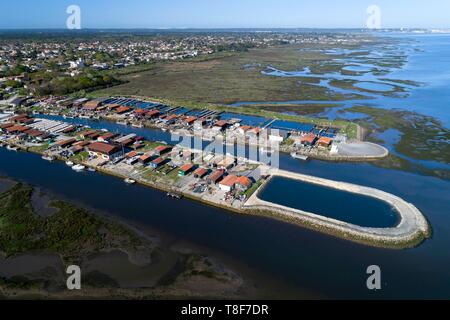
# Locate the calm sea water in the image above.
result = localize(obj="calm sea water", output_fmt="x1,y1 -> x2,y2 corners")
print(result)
259,176 -> 399,228
1,128 -> 449,298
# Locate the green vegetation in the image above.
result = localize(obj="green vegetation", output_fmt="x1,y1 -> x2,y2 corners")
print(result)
93,45 -> 364,105
70,151 -> 89,163
243,180 -> 263,199
30,71 -> 122,96
329,79 -> 406,97
347,106 -> 450,163
28,142 -> 51,154
0,183 -> 142,263
233,102 -> 343,116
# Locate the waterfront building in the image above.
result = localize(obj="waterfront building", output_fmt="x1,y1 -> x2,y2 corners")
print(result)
207,169 -> 225,184
178,163 -> 195,176
87,142 -> 122,161
219,174 -> 238,192
193,167 -> 209,179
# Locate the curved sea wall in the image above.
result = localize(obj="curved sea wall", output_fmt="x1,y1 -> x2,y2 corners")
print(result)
244,169 -> 431,249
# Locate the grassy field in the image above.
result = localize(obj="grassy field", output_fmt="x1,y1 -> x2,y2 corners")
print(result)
0,183 -> 143,263
93,45 -> 366,105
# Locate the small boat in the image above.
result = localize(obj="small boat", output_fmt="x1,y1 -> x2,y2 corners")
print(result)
6,145 -> 18,151
290,152 -> 309,161
66,161 -> 74,167
42,155 -> 55,161
132,123 -> 143,128
88,167 -> 96,172
167,192 -> 183,199
72,164 -> 86,171
124,178 -> 136,185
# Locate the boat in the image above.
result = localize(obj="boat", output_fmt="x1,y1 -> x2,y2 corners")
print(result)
132,123 -> 144,128
88,167 -> 96,172
116,120 -> 129,125
290,152 -> 309,161
42,155 -> 55,161
124,178 -> 136,185
72,164 -> 86,171
6,145 -> 18,151
167,192 -> 183,199
65,161 -> 74,167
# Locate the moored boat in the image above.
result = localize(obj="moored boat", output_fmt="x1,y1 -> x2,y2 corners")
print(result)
290,152 -> 309,161
124,178 -> 136,185
66,161 -> 74,167
42,155 -> 55,161
72,164 -> 86,171
6,145 -> 18,151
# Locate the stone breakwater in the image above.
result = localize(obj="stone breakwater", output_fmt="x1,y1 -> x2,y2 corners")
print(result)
244,169 -> 431,249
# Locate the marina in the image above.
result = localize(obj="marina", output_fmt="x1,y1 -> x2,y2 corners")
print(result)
0,111 -> 429,248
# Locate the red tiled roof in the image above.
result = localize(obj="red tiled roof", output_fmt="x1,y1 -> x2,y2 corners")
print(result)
151,157 -> 164,164
146,110 -> 160,117
185,116 -> 197,123
214,120 -> 227,127
318,137 -> 332,146
0,123 -> 14,129
140,154 -> 152,162
88,142 -> 120,155
56,138 -> 76,147
301,133 -> 317,144
236,176 -> 252,187
115,106 -> 133,114
194,167 -> 208,177
126,150 -> 138,158
179,163 -> 194,172
155,145 -> 170,153
219,175 -> 238,187
207,169 -> 225,182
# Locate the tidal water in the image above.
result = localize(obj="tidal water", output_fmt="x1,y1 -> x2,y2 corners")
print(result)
1,33 -> 449,298
259,176 -> 399,228
235,33 -> 450,127
1,125 -> 450,298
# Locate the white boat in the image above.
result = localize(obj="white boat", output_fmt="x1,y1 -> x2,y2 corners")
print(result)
72,164 -> 86,171
42,155 -> 55,161
290,152 -> 309,161
124,178 -> 136,185
65,161 -> 74,167
88,167 -> 96,172
132,122 -> 144,128
6,145 -> 18,151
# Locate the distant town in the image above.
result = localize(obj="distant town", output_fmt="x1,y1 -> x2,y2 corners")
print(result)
0,31 -> 375,98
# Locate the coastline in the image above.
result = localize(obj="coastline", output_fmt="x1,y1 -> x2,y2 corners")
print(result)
2,137 -> 430,250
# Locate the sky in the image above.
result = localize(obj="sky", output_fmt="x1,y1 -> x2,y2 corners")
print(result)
1,0 -> 450,29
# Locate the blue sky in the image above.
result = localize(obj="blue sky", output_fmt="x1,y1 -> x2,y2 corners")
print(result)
1,0 -> 450,29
